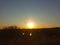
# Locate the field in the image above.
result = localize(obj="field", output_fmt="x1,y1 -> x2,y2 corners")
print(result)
0,27 -> 60,45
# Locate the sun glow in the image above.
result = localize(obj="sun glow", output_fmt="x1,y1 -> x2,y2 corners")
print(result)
27,22 -> 34,29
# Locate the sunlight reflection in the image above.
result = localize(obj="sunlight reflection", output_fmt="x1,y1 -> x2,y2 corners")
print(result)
22,32 -> 25,35
30,33 -> 32,36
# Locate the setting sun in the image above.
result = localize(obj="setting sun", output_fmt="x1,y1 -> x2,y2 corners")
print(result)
27,22 -> 34,29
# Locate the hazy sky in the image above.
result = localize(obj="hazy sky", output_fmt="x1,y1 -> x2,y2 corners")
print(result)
0,0 -> 60,28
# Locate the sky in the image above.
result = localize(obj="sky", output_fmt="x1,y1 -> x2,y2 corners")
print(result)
0,0 -> 60,28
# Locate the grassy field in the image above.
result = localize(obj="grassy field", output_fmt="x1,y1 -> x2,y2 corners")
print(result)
0,27 -> 60,45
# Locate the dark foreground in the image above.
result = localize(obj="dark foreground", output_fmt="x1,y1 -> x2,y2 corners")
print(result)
0,27 -> 60,45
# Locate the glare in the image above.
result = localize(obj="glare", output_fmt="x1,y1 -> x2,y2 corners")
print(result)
27,22 -> 34,29
30,33 -> 32,36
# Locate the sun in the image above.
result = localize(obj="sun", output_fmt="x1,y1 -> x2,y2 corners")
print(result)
27,22 -> 34,29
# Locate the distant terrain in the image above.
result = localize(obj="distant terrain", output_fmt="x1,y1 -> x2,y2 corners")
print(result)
0,26 -> 60,45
